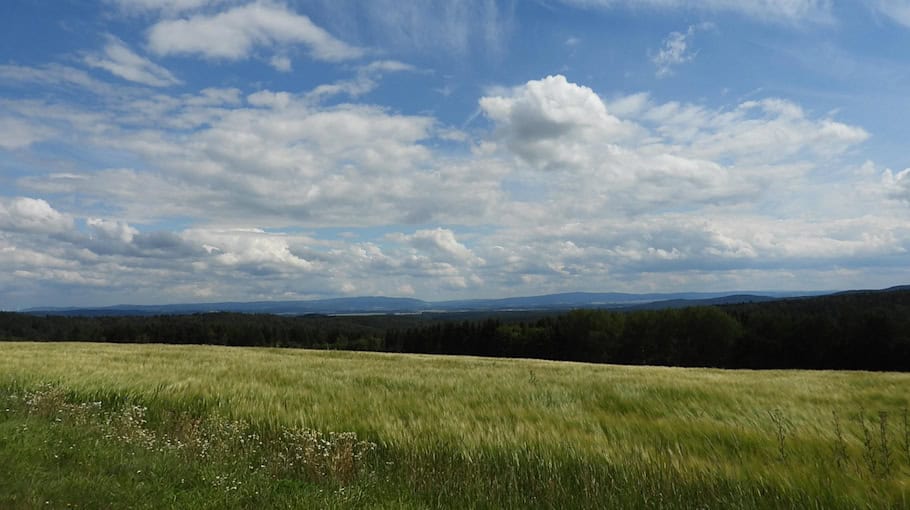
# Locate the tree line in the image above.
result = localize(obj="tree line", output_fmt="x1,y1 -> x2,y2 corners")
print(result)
2,289 -> 909,371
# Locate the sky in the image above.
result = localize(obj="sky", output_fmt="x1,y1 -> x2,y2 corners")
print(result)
2,0 -> 910,309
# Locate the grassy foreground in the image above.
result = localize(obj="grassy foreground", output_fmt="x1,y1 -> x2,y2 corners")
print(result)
1,342 -> 909,508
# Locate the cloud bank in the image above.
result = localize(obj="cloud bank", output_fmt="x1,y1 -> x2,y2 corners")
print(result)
4,65 -> 904,308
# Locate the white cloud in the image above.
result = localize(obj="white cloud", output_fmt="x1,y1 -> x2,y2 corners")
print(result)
84,36 -> 181,87
882,167 -> 910,202
680,99 -> 870,163
12,268 -> 109,288
0,197 -> 74,235
19,169 -> 217,223
14,84 -> 506,228
480,75 -> 639,168
306,60 -> 416,101
393,228 -> 484,266
147,2 -> 363,62
246,90 -> 292,108
0,64 -> 117,95
360,60 -> 416,73
186,228 -> 316,274
87,217 -> 138,244
605,92 -> 651,117
2,190 -> 907,307
479,75 -> 868,216
0,116 -> 55,150
269,55 -> 292,72
13,73 -> 870,233
652,31 -> 691,77
467,213 -> 910,294
651,24 -> 712,77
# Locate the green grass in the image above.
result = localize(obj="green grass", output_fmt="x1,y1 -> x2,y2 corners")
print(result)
1,341 -> 909,508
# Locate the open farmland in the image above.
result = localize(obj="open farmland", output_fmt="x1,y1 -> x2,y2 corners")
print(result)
1,341 -> 909,509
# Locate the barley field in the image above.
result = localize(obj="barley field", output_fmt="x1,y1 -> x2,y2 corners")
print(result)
1,341 -> 909,508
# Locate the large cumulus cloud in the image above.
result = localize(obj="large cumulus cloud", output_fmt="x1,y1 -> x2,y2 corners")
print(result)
478,75 -> 868,216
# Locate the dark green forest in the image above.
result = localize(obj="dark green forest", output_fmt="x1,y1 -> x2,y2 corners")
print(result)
3,289 -> 909,371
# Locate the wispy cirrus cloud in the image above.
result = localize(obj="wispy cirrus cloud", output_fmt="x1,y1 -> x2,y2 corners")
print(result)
557,0 -> 833,24
872,1 -> 910,27
310,0 -> 516,59
104,0 -> 228,16
84,35 -> 181,87
306,60 -> 417,101
0,63 -> 116,94
651,23 -> 713,77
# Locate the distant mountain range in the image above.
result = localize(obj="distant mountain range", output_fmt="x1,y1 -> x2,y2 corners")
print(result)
22,290 -> 831,317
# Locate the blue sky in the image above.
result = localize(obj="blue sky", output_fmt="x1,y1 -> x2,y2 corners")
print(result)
2,0 -> 910,309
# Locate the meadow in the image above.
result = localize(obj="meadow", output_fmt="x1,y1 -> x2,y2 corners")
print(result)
1,341 -> 909,508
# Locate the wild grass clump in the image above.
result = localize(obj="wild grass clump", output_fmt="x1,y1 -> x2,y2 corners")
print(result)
3,383 -> 377,490
831,410 -> 849,468
766,408 -> 791,461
